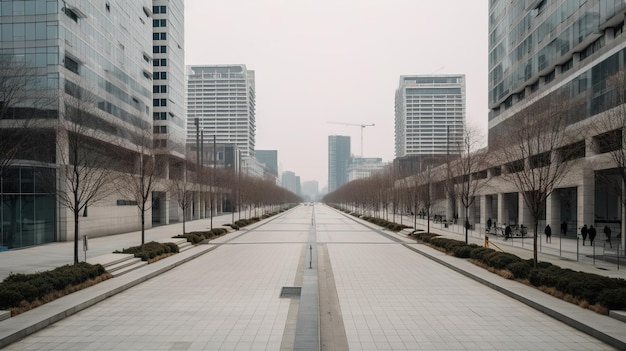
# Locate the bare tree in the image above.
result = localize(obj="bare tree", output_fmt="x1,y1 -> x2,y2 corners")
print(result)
54,85 -> 121,264
493,93 -> 583,266
169,161 -> 196,235
116,126 -> 166,246
591,68 -> 626,253
450,125 -> 489,243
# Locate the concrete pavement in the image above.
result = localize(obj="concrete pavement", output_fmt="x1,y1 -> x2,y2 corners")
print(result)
0,205 -> 625,350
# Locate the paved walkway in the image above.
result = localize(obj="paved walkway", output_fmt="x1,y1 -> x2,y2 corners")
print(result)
0,205 -> 624,350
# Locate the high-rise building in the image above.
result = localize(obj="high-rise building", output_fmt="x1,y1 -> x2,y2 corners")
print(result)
488,1 -> 626,143
152,0 -> 185,157
394,75 -> 466,158
301,181 -> 319,201
348,157 -> 387,181
281,171 -> 298,194
186,65 -> 256,158
0,1 -> 156,248
485,1 -> 626,242
328,135 -> 351,192
256,150 -> 278,177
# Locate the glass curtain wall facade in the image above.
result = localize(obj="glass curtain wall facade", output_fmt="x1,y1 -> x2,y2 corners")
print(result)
328,135 -> 351,193
186,65 -> 256,158
394,75 -> 466,158
0,0 -> 154,248
488,0 -> 626,141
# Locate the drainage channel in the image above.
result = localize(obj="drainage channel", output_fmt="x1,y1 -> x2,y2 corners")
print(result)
293,205 -> 320,351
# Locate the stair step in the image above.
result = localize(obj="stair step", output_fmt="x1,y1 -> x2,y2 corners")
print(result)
110,261 -> 148,277
106,257 -> 144,273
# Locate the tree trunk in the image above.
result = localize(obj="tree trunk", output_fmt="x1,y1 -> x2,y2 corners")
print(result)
141,205 -> 145,246
74,210 -> 79,264
533,219 -> 539,267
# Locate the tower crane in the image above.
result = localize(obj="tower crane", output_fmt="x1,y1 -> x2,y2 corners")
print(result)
327,122 -> 375,157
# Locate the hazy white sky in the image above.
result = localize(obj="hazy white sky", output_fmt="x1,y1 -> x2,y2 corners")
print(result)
185,0 -> 488,190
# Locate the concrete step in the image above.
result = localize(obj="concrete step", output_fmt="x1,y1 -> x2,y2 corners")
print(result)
106,257 -> 144,274
178,242 -> 193,252
110,260 -> 148,277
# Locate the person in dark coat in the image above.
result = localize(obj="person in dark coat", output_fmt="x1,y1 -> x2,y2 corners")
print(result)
544,224 -> 552,243
588,225 -> 597,245
505,225 -> 512,240
604,226 -> 612,248
561,220 -> 568,236
487,217 -> 492,232
581,224 -> 588,246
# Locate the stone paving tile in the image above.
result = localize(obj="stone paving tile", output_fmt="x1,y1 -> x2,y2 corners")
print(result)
326,243 -> 616,350
2,243 -> 301,351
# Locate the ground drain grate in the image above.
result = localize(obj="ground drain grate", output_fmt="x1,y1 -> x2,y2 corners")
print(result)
280,286 -> 301,298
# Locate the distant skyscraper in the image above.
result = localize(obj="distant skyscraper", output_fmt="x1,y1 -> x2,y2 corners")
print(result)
256,150 -> 278,176
302,181 -> 319,201
328,135 -> 351,192
186,65 -> 256,157
281,171 -> 297,194
152,0 -> 185,157
394,75 -> 466,158
348,157 -> 387,181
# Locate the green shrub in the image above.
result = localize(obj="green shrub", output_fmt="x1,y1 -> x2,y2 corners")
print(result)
117,241 -> 178,261
469,247 -> 495,262
0,262 -> 106,310
506,260 -> 532,279
483,252 -> 521,270
415,233 -> 439,242
453,245 -> 476,258
597,288 -> 626,310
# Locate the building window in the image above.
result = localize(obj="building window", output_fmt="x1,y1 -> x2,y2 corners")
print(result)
64,56 -> 79,74
153,125 -> 167,133
63,7 -> 79,22
153,5 -> 166,14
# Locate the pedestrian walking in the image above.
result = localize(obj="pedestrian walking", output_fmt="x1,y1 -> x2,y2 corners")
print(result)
581,224 -> 588,246
561,220 -> 568,236
487,217 -> 492,232
544,224 -> 552,243
505,225 -> 512,240
588,225 -> 597,245
604,226 -> 612,248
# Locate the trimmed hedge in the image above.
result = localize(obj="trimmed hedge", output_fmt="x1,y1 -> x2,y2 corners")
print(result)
360,216 -> 410,232
0,262 -> 106,310
175,228 -> 229,244
116,241 -> 179,261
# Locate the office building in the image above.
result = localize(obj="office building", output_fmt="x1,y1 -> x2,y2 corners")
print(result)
348,157 -> 387,181
256,150 -> 278,177
394,75 -> 466,159
186,65 -> 256,158
301,181 -> 319,201
0,1 -> 156,248
328,135 -> 351,192
152,0 -> 186,157
281,171 -> 298,194
480,1 -> 626,241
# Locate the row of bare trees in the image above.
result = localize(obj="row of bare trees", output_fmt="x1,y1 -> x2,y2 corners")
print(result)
1,59 -> 300,263
326,68 -> 626,266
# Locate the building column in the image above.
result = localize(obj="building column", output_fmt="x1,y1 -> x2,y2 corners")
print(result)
162,191 -> 170,225
518,192 -> 532,228
479,195 -> 488,229
578,168 -> 595,233
545,193 -> 558,235
497,193 -> 505,228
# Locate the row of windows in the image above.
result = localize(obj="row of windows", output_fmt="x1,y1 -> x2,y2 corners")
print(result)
153,19 -> 166,27
154,72 -> 167,80
153,32 -> 166,40
153,45 -> 167,53
154,125 -> 167,133
153,85 -> 167,93
153,5 -> 167,14
153,98 -> 168,107
153,58 -> 167,67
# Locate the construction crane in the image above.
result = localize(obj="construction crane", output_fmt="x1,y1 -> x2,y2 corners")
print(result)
327,122 -> 375,157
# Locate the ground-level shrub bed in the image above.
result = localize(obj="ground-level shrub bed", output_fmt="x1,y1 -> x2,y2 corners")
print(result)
413,232 -> 626,312
360,216 -> 410,232
175,228 -> 229,244
0,262 -> 107,311
116,241 -> 179,261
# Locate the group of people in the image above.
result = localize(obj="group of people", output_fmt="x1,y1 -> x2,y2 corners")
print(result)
544,222 -> 613,247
